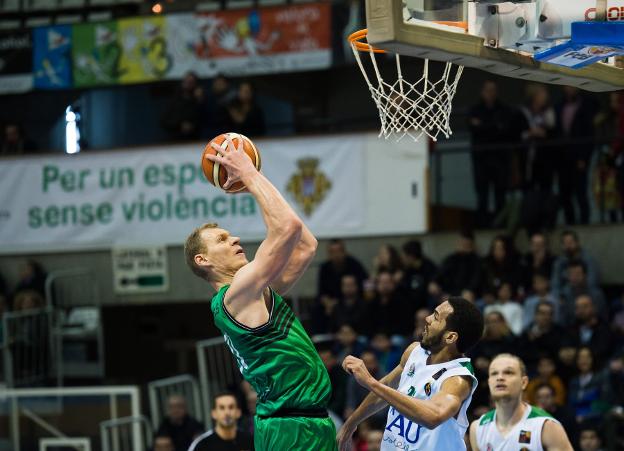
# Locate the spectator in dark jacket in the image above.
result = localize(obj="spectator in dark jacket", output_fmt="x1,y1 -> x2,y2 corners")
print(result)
554,87 -> 597,225
156,395 -> 204,451
219,82 -> 266,137
521,231 -> 556,293
519,301 -> 565,371
398,240 -> 437,311
559,261 -> 606,325
551,230 -> 600,299
467,80 -> 515,226
1,122 -> 36,155
429,230 -> 482,300
481,235 -> 521,296
161,72 -> 204,141
317,239 -> 368,301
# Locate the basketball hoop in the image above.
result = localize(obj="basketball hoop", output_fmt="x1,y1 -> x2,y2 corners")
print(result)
349,28 -> 464,142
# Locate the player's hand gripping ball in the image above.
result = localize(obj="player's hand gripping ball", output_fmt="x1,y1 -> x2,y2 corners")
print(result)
201,132 -> 261,193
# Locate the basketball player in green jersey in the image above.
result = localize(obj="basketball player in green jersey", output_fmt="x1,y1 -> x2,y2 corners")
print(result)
185,136 -> 336,450
469,354 -> 573,451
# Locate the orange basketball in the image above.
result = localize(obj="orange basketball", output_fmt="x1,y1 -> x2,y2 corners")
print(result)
201,132 -> 261,193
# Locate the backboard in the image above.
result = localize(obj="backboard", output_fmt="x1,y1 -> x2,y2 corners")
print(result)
365,0 -> 624,92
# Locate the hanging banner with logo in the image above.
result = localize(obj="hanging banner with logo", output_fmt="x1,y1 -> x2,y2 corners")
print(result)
72,21 -> 121,87
33,25 -> 72,89
0,135 -> 366,253
0,31 -> 33,94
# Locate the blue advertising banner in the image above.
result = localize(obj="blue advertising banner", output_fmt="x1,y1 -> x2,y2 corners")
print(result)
33,25 -> 72,89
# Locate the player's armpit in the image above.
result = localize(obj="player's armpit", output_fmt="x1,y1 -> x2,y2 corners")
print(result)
541,419 -> 574,451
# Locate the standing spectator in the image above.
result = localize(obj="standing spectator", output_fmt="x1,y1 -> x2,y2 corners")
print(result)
523,273 -> 559,329
318,347 -> 348,418
481,235 -> 521,296
1,122 -> 36,155
398,241 -> 437,310
554,87 -> 597,225
467,80 -> 514,227
429,230 -> 482,300
153,435 -> 175,451
161,72 -> 204,141
551,230 -> 600,299
567,348 -> 611,425
559,261 -> 606,325
202,74 -> 236,139
14,260 -> 47,300
189,391 -> 253,451
534,383 -> 578,446
519,85 -> 559,232
317,239 -> 368,302
564,295 -> 612,368
156,394 -> 204,451
220,82 -> 266,137
519,301 -> 565,371
520,231 -> 555,292
525,356 -> 567,406
483,282 -> 523,335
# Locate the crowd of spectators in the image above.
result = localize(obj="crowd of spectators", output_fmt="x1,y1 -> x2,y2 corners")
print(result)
306,233 -> 624,450
468,82 -> 624,229
161,73 -> 266,143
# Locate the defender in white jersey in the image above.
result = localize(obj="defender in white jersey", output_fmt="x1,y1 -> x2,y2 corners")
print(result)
337,297 -> 484,451
469,354 -> 573,451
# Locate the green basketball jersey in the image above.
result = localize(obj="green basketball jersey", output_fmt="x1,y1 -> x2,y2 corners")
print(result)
211,285 -> 332,416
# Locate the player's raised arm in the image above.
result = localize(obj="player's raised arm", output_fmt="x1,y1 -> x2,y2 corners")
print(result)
270,222 -> 317,295
337,342 -> 418,451
205,136 -> 302,307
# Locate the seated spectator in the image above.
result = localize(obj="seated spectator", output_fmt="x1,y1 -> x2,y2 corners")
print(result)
332,274 -> 370,335
398,240 -> 437,310
318,347 -> 348,418
481,235 -> 521,296
525,356 -> 566,406
161,72 -> 204,141
1,122 -> 36,155
429,230 -> 481,300
468,311 -> 518,408
156,394 -> 204,451
14,260 -> 47,299
568,347 -> 611,425
344,350 -> 385,423
578,425 -> 605,451
412,307 -> 431,341
518,301 -> 565,371
534,383 -> 577,446
318,239 -> 368,302
564,295 -> 612,367
220,82 -> 266,137
153,435 -> 175,451
523,273 -> 559,329
372,244 -> 403,281
559,260 -> 606,325
365,429 -> 384,451
369,271 -> 411,337
483,282 -> 523,335
551,230 -> 599,299
333,324 -> 366,363
189,391 -> 253,451
520,231 -> 555,293
369,333 -> 401,377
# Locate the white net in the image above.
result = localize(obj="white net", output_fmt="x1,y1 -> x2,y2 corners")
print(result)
350,37 -> 464,142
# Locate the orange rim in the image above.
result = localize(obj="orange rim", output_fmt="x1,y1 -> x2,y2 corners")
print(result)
434,21 -> 468,30
348,29 -> 387,54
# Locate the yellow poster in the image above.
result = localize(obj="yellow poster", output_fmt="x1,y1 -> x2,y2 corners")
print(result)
117,16 -> 172,84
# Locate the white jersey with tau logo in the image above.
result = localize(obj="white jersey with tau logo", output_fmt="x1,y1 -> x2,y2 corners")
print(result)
476,403 -> 559,451
381,344 -> 477,451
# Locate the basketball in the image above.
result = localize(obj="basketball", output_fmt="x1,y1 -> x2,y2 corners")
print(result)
201,132 -> 261,193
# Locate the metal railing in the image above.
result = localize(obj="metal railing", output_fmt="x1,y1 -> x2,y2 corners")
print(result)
2,307 -> 59,388
147,374 -> 202,430
39,437 -> 92,451
100,415 -> 152,451
1,385 -> 141,451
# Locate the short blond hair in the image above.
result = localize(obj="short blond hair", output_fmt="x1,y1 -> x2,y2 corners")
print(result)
491,353 -> 527,376
184,223 -> 218,280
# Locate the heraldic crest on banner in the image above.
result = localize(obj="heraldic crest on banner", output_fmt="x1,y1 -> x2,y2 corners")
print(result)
286,157 -> 331,216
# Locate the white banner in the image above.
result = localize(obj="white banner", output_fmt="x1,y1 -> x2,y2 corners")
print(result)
0,135 -> 366,253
